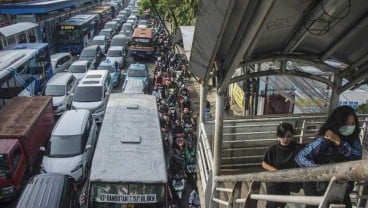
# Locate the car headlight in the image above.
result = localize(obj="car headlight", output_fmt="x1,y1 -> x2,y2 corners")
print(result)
2,186 -> 15,194
71,164 -> 83,173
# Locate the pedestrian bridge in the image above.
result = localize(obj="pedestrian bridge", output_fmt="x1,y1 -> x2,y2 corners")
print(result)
196,113 -> 368,207
187,1 -> 368,206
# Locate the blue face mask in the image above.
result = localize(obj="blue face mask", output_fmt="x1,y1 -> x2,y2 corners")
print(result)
339,125 -> 355,136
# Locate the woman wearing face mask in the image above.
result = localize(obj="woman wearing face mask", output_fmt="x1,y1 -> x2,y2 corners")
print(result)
295,105 -> 362,208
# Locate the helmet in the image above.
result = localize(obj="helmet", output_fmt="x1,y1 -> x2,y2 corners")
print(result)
161,100 -> 166,105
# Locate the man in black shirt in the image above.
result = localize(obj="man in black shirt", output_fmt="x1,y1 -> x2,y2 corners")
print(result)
262,123 -> 302,208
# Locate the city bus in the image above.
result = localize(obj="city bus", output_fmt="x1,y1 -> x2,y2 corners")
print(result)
82,94 -> 168,208
56,14 -> 100,54
0,43 -> 53,107
0,22 -> 39,50
88,6 -> 113,31
130,28 -> 155,59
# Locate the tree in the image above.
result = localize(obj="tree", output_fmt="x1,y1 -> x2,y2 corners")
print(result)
138,0 -> 198,32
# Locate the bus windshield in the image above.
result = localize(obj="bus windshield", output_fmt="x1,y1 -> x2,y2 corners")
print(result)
57,29 -> 81,44
131,38 -> 152,47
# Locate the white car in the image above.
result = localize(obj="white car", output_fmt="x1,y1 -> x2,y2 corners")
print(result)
89,35 -> 108,53
51,52 -> 73,74
106,46 -> 126,67
41,110 -> 98,182
67,60 -> 93,81
43,73 -> 77,116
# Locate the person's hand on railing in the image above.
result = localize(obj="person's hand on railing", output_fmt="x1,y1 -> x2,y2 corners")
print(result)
324,129 -> 341,145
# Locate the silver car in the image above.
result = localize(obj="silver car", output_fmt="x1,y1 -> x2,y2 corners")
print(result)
41,110 -> 98,182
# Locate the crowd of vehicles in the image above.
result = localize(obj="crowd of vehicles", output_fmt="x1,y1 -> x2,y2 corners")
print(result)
0,0 -> 199,207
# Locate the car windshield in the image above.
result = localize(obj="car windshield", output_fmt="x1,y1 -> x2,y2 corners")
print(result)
110,39 -> 124,46
0,155 -> 9,175
80,49 -> 95,58
91,39 -> 105,45
74,86 -> 103,102
104,24 -> 115,29
68,64 -> 87,73
47,135 -> 83,157
98,65 -> 116,73
100,31 -> 111,37
45,85 -> 65,96
107,50 -> 122,57
128,69 -> 146,77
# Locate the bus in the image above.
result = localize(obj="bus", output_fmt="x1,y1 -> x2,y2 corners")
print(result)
130,28 -> 155,59
88,6 -> 113,31
56,14 -> 100,54
84,94 -> 168,208
0,22 -> 40,50
0,43 -> 53,107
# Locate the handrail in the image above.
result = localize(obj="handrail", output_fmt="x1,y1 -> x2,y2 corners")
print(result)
215,159 -> 368,183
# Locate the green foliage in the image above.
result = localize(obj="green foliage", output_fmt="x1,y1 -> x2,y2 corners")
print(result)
138,0 -> 198,28
356,103 -> 368,114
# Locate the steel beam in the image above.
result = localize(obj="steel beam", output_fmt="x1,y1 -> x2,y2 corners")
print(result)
240,54 -> 338,73
218,0 -> 276,94
213,93 -> 225,177
230,70 -> 334,87
215,159 -> 368,183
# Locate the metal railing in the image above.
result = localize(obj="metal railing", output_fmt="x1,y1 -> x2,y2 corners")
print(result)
196,113 -> 368,207
212,160 -> 368,208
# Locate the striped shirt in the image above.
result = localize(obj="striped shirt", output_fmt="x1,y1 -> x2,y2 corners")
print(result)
295,136 -> 362,168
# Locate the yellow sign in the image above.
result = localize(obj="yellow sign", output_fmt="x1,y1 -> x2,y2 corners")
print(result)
295,98 -> 324,107
60,25 -> 75,30
232,84 -> 244,108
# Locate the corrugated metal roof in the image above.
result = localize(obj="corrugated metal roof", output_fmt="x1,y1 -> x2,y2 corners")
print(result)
0,22 -> 38,38
0,96 -> 52,137
190,0 -> 368,93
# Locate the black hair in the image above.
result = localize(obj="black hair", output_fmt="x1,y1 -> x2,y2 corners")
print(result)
318,105 -> 360,140
276,123 -> 295,138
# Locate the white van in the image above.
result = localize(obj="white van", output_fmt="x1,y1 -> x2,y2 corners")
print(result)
71,70 -> 112,123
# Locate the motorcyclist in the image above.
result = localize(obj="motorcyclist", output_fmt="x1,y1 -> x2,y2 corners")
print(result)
172,120 -> 184,137
179,87 -> 189,97
184,140 -> 196,163
181,107 -> 195,125
188,186 -> 201,208
152,86 -> 161,100
182,96 -> 191,111
158,100 -> 169,114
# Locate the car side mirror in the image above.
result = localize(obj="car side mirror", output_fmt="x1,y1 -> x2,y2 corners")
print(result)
40,146 -> 45,151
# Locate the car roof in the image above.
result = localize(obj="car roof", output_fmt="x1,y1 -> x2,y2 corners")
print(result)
92,35 -> 106,40
50,52 -> 71,61
108,46 -> 123,51
78,70 -> 108,86
71,60 -> 90,66
100,28 -> 113,32
100,59 -> 117,66
82,45 -> 100,50
53,110 -> 89,135
46,73 -> 73,86
129,63 -> 147,70
16,173 -> 68,208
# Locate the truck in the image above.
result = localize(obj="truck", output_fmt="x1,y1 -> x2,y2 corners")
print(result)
0,96 -> 55,201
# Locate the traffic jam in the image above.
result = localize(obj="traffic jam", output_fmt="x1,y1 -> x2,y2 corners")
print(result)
0,0 -> 200,207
